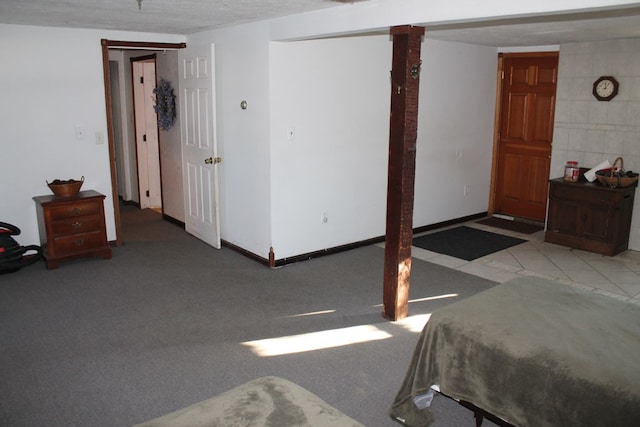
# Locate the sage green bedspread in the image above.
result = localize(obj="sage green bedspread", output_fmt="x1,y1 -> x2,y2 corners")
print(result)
389,276 -> 640,426
135,376 -> 363,427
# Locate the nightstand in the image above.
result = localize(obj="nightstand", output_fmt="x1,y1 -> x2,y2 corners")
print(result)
33,190 -> 112,269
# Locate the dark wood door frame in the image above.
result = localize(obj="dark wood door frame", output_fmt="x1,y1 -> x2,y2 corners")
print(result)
100,39 -> 185,246
488,54 -> 504,217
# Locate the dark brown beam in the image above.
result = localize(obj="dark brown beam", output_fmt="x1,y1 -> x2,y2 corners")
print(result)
102,40 -> 186,50
383,25 -> 425,321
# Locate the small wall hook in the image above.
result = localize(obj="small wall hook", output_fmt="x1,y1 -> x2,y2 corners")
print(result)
410,61 -> 422,80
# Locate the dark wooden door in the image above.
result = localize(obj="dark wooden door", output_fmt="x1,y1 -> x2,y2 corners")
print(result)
494,53 -> 558,221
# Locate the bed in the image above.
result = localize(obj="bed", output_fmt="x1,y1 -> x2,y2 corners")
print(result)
389,276 -> 640,426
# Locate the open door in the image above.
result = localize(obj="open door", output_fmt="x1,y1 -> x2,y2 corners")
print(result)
132,56 -> 162,211
178,43 -> 221,248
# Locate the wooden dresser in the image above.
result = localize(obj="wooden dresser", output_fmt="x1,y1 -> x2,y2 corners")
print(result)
545,178 -> 636,256
33,190 -> 112,269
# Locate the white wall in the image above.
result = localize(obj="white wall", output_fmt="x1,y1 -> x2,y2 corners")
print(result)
414,39 -> 498,226
189,23 -> 274,257
184,0 -> 622,261
0,24 -> 185,246
552,38 -> 640,250
189,16 -> 500,261
269,35 -> 393,257
268,36 -> 497,258
190,13 -> 499,261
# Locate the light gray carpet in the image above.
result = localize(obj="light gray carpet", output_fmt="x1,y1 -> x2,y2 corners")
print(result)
1,205 -> 499,426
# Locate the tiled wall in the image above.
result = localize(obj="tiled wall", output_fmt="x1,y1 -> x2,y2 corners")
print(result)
552,38 -> 640,250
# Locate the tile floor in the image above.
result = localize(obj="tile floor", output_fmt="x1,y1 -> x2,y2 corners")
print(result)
410,220 -> 640,304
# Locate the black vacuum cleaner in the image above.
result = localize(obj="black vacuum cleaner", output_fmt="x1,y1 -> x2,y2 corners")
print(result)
0,222 -> 42,274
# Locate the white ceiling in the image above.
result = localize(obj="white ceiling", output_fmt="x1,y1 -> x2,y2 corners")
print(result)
2,0 -> 640,46
0,0 -> 352,35
422,8 -> 640,47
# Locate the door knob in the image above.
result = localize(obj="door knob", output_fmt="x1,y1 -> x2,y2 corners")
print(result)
204,157 -> 222,165
204,157 -> 213,164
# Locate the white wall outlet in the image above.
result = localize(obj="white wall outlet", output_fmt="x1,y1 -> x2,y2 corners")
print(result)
95,131 -> 104,145
75,126 -> 86,140
464,185 -> 470,196
287,127 -> 296,141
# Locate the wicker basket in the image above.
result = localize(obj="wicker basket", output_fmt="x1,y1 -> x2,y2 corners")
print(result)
47,176 -> 84,197
595,158 -> 639,188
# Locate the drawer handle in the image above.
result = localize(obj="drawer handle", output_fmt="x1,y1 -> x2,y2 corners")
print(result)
71,221 -> 82,229
74,238 -> 85,246
71,207 -> 82,215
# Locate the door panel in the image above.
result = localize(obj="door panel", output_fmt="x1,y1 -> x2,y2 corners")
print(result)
143,62 -> 162,209
504,93 -> 527,139
179,45 -> 221,249
494,53 -> 558,221
531,94 -> 555,141
132,59 -> 162,210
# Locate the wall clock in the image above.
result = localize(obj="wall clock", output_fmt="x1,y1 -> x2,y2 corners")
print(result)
592,76 -> 619,101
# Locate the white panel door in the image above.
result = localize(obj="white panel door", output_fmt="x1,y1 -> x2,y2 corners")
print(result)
179,44 -> 221,248
132,59 -> 162,210
143,62 -> 162,209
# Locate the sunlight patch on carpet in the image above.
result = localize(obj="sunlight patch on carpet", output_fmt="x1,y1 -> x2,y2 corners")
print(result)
243,325 -> 392,356
373,293 -> 459,308
394,313 -> 432,333
280,309 -> 336,319
408,293 -> 458,303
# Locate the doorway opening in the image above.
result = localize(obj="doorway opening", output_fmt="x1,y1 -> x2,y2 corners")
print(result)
101,39 -> 186,246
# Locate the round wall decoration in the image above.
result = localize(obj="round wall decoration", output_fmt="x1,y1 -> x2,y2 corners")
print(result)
153,79 -> 176,130
592,76 -> 619,101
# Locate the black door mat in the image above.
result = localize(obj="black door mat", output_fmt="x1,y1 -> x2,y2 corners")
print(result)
476,217 -> 543,234
412,226 -> 526,261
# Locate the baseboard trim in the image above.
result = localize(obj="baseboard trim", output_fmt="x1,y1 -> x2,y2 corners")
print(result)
162,214 -> 185,229
221,240 -> 270,267
222,212 -> 488,268
412,212 -> 488,235
272,236 -> 387,268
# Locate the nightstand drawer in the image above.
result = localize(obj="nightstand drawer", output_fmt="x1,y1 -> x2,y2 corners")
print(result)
49,215 -> 103,236
47,201 -> 101,220
51,231 -> 106,257
549,181 -> 622,205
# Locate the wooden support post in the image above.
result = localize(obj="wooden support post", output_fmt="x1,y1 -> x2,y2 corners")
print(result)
382,25 -> 425,321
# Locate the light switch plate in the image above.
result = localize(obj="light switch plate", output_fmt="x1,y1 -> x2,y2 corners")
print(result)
95,131 -> 104,145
